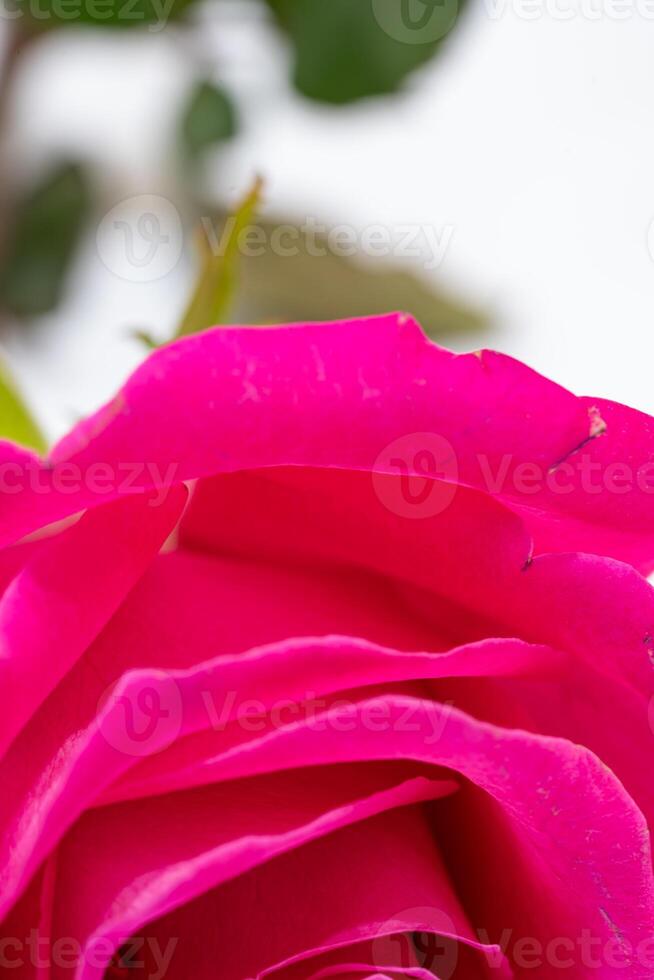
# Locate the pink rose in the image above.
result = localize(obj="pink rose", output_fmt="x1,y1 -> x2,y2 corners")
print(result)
1,312 -> 654,979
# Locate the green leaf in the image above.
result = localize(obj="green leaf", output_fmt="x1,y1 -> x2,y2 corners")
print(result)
0,356 -> 46,452
180,81 -> 238,162
175,177 -> 263,339
215,214 -> 486,339
130,328 -> 160,350
0,161 -> 91,318
263,0 -> 460,104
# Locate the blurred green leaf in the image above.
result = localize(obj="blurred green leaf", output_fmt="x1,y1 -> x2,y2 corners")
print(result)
131,328 -> 160,349
263,0 -> 459,104
0,357 -> 46,451
176,177 -> 263,339
0,161 -> 91,318
180,81 -> 238,162
218,214 -> 486,338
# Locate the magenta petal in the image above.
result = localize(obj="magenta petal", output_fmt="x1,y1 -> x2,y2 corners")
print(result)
45,694 -> 654,979
52,772 -> 461,979
0,538 -> 45,597
0,487 -> 186,754
128,695 -> 654,977
100,633 -> 559,806
1,315 -> 654,978
0,856 -> 56,980
8,684 -> 652,979
0,628 -> 552,917
107,806 -> 504,980
181,466 -> 654,698
0,315 -> 652,567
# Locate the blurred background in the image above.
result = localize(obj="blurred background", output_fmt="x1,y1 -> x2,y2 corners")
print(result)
0,0 -> 653,444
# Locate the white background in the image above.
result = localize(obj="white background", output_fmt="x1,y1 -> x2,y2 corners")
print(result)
3,0 -> 654,439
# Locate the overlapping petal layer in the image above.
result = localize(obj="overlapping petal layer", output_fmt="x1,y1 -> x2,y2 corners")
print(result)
1,317 -> 653,979
0,315 -> 652,568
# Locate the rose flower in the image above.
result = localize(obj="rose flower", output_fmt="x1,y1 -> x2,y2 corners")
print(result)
1,313 -> 654,979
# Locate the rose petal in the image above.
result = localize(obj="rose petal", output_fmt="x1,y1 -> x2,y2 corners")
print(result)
181,466 -> 654,698
134,694 -> 654,979
52,772 -> 461,979
46,694 -> 654,979
1,316 -> 652,568
0,487 -> 187,755
0,616 -> 551,920
100,806 -> 500,980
